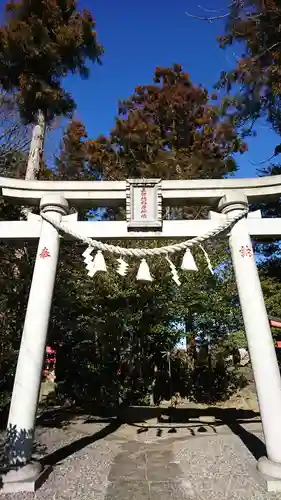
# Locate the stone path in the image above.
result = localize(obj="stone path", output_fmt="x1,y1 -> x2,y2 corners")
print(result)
104,440 -> 190,500
1,418 -> 281,499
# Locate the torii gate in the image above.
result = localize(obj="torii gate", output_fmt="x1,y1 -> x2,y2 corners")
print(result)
1,175 -> 281,492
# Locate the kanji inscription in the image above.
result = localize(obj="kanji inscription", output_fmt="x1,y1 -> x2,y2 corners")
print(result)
39,247 -> 51,259
126,178 -> 162,229
140,187 -> 148,219
239,245 -> 253,258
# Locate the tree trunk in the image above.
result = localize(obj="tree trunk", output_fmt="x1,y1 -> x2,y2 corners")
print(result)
25,109 -> 46,181
21,110 -> 45,222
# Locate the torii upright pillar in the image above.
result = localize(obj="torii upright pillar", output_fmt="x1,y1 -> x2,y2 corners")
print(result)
3,195 -> 69,491
219,192 -> 281,490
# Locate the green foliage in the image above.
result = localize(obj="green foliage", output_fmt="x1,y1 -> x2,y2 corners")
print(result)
0,200 -> 36,410
227,330 -> 248,350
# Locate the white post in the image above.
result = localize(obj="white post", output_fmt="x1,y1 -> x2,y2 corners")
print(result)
219,192 -> 281,480
6,194 -> 69,466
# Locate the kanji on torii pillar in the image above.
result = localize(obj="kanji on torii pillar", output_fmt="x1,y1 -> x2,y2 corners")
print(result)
1,175 -> 281,492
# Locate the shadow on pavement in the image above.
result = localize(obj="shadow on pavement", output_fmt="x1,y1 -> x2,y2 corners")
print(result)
118,405 -> 260,424
224,420 -> 266,460
34,404 -> 265,465
118,406 -> 265,461
40,419 -> 121,467
36,403 -> 116,429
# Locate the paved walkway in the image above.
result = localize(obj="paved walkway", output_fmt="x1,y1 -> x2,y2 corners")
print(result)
1,416 -> 281,500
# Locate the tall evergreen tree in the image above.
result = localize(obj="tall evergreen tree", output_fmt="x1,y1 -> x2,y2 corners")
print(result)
0,0 -> 102,123
0,0 -> 103,179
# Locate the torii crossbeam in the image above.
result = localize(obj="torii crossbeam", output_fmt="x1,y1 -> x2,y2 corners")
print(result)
1,175 -> 281,493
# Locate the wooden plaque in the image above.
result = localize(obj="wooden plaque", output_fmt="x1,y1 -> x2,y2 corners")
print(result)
126,179 -> 162,229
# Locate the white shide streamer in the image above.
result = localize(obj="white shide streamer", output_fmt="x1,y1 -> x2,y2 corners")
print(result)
39,208 -> 248,284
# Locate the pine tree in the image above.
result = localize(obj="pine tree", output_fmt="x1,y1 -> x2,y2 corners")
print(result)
0,0 -> 103,179
0,0 -> 102,123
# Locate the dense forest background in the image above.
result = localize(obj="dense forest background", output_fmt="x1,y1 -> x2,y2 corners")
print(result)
1,0 -> 281,414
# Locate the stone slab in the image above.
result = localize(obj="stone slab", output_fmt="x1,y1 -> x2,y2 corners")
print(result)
266,478 -> 281,492
149,480 -> 195,499
105,480 -> 150,500
0,465 -> 52,494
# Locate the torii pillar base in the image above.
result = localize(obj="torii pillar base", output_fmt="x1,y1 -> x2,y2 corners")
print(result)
258,457 -> 281,492
0,462 -> 52,494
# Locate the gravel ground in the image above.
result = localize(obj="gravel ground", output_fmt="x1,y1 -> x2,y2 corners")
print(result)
1,421 -> 122,500
35,435 -> 121,500
1,418 -> 280,499
174,432 -> 281,500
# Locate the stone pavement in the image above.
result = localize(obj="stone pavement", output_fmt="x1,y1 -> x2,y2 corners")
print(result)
1,417 -> 281,500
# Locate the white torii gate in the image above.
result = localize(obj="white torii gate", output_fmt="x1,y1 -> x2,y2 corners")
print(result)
1,175 -> 281,492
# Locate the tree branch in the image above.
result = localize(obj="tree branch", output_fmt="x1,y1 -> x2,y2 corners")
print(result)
255,42 -> 281,61
185,1 -> 260,23
185,11 -> 229,22
197,4 -> 233,13
185,0 -> 239,22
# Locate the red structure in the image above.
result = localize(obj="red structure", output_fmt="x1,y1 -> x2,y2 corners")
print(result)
42,345 -> 56,379
269,317 -> 281,348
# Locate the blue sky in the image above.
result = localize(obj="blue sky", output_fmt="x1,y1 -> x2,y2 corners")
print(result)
2,0 -> 281,178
